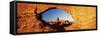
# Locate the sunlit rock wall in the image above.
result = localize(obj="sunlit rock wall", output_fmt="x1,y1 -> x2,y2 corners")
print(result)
17,3 -> 96,33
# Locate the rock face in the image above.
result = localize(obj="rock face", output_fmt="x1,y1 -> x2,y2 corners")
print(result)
17,3 -> 96,33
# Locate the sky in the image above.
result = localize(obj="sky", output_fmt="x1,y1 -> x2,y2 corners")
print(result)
42,8 -> 74,22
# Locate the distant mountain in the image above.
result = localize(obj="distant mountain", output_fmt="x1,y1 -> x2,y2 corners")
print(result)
42,8 -> 74,22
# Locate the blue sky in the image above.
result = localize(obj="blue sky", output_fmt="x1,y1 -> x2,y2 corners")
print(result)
42,8 -> 74,22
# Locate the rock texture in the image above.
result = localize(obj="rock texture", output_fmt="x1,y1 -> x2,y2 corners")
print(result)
17,3 -> 96,33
